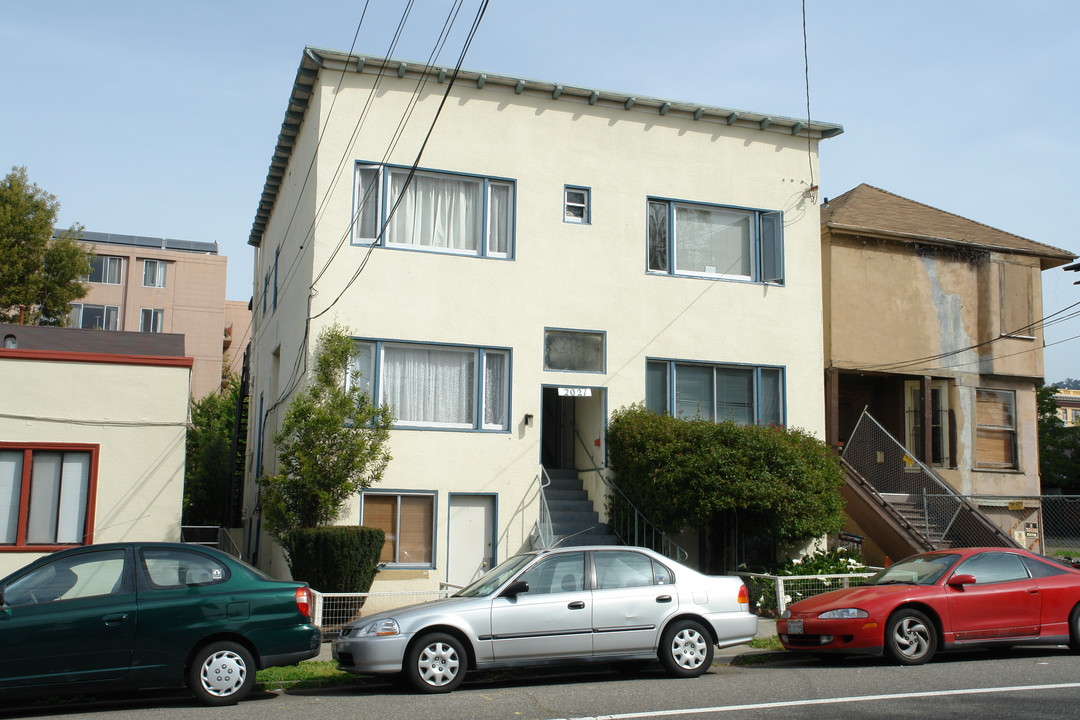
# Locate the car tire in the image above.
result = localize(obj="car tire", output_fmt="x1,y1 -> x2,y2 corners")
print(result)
884,609 -> 937,665
187,641 -> 256,706
1068,605 -> 1080,653
405,633 -> 467,693
658,619 -> 714,678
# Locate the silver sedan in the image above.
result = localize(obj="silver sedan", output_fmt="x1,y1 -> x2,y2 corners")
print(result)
331,545 -> 757,693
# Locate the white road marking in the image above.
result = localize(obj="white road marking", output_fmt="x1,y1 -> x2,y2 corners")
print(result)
546,682 -> 1080,720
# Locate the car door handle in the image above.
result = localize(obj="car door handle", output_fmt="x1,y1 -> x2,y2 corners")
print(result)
102,613 -> 129,626
567,601 -> 586,610
1028,588 -> 1040,595
656,595 -> 672,603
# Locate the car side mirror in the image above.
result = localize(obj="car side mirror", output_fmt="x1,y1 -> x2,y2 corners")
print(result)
501,580 -> 529,598
947,573 -> 977,587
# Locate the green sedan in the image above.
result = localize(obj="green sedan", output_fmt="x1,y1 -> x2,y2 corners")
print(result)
0,542 -> 319,705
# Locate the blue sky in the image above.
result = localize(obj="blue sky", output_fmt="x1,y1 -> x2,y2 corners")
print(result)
3,1 -> 1078,381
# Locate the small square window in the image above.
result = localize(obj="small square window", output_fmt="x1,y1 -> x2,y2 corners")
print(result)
143,259 -> 166,288
544,329 -> 604,373
564,186 -> 590,224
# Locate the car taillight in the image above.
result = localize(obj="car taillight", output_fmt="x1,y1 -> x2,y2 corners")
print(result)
295,586 -> 312,619
737,583 -> 749,605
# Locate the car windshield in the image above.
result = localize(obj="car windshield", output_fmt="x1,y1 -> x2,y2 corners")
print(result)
453,553 -> 536,597
866,553 -> 959,586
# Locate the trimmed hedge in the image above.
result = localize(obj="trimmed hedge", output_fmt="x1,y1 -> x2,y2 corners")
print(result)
607,404 -> 845,542
282,525 -> 384,594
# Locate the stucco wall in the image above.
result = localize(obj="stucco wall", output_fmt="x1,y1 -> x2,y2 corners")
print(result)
0,356 -> 189,577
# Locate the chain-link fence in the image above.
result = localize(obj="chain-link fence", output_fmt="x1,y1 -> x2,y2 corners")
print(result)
312,589 -> 452,638
931,495 -> 1080,557
736,572 -> 877,617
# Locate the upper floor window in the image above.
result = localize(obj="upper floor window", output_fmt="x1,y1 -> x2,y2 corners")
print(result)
140,308 -> 164,333
646,359 -> 784,426
142,259 -> 166,288
0,444 -> 97,549
975,388 -> 1017,470
353,163 -> 514,259
647,198 -> 782,283
544,329 -> 604,373
351,339 -> 510,431
564,186 -> 590,224
87,256 -> 122,284
70,303 -> 118,331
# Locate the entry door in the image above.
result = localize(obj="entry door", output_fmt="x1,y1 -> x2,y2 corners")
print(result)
447,494 -> 495,587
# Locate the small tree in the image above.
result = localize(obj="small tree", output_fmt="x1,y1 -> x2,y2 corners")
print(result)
0,166 -> 93,324
183,376 -> 243,526
1038,385 -> 1080,491
258,324 -> 393,593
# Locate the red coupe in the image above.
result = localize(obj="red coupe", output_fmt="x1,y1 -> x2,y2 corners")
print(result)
777,547 -> 1080,664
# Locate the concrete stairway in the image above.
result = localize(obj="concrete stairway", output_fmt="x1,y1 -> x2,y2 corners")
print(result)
544,468 -> 620,546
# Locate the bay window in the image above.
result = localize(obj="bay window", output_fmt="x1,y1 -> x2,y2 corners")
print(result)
353,163 -> 514,258
647,198 -> 783,283
646,359 -> 784,426
350,340 -> 510,431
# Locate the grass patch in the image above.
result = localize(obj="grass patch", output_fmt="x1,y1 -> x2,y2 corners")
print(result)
256,661 -> 361,691
747,635 -> 784,651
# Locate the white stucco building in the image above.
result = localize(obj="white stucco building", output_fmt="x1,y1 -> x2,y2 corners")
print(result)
244,47 -> 843,595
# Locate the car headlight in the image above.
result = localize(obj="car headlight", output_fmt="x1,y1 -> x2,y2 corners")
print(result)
780,609 -> 791,619
357,618 -> 400,637
817,608 -> 868,619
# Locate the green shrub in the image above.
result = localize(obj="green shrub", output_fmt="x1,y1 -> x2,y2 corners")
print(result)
282,525 -> 384,593
607,404 -> 846,542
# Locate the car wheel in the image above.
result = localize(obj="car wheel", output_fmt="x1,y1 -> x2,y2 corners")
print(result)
1068,605 -> 1080,653
884,609 -> 937,665
658,619 -> 714,678
405,633 -> 466,693
187,641 -> 256,706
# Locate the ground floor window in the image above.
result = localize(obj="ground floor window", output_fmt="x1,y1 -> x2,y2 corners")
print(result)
646,359 -> 783,426
361,492 -> 435,566
0,444 -> 97,549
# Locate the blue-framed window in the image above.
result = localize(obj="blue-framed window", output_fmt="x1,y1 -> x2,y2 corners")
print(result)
361,491 -> 435,567
272,247 -> 279,311
544,328 -> 605,373
647,198 -> 783,283
350,340 -> 510,431
564,185 -> 590,224
353,162 -> 515,259
646,359 -> 784,426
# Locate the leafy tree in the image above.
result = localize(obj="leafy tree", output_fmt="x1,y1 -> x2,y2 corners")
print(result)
0,166 -> 92,324
183,376 -> 242,526
258,324 -> 393,591
1038,385 -> 1080,491
607,404 -> 846,570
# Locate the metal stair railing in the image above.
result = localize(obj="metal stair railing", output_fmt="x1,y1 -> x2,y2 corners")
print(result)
842,409 -> 1016,549
573,430 -> 689,562
532,466 -> 555,550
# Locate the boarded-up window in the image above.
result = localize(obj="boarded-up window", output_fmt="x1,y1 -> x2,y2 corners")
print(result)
1000,263 -> 1034,337
361,493 -> 434,565
975,388 -> 1017,470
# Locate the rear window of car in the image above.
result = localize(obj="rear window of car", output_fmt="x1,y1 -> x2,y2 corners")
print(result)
141,548 -> 230,588
1021,554 -> 1069,578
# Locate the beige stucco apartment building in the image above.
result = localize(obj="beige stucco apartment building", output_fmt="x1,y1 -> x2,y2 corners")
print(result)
244,47 -> 843,594
69,230 -> 248,398
0,325 -> 191,576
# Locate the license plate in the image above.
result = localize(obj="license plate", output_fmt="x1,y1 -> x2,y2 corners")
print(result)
787,619 -> 804,634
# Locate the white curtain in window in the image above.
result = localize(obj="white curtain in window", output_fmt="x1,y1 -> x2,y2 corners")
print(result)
57,453 -> 90,544
488,182 -> 511,255
675,206 -> 751,278
389,172 -> 481,251
0,451 -> 22,544
355,167 -> 380,241
483,351 -> 507,429
27,452 -> 62,544
383,345 -> 475,426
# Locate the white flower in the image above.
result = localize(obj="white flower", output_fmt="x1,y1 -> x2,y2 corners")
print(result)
783,594 -> 792,604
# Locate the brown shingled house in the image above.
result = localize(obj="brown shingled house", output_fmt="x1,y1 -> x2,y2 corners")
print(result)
821,184 -> 1075,564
